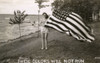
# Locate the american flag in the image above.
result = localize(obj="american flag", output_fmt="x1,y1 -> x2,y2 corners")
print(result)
44,9 -> 95,42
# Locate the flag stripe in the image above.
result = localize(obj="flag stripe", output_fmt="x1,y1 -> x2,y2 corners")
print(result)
49,16 -> 86,39
69,14 -> 90,32
48,18 -> 68,31
65,19 -> 92,41
69,30 -> 85,40
66,17 -> 94,40
68,15 -> 94,39
47,16 -> 91,41
66,18 -> 94,41
47,21 -> 64,32
45,10 -> 95,42
71,12 -> 83,20
45,24 -> 63,32
69,13 -> 93,37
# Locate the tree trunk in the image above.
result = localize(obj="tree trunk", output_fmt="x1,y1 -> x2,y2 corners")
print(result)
38,9 -> 40,37
19,24 -> 21,40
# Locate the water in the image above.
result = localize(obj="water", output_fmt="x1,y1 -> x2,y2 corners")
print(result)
0,14 -> 44,42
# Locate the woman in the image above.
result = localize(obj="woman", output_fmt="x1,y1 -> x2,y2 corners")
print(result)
40,12 -> 49,49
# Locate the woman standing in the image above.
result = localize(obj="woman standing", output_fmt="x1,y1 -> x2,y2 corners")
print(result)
40,12 -> 49,49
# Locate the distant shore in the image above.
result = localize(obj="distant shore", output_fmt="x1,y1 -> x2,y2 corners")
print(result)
0,14 -> 44,43
0,30 -> 39,47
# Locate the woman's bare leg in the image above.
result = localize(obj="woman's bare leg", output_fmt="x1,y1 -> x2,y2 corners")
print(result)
45,33 -> 48,49
41,33 -> 45,49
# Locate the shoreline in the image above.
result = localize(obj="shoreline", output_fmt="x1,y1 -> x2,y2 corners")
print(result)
0,31 -> 39,47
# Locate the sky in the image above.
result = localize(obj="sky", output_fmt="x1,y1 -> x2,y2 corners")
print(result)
0,0 -> 53,14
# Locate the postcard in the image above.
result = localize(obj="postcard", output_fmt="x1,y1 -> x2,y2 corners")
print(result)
0,0 -> 100,63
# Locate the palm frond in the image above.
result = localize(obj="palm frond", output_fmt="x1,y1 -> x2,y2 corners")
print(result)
9,10 -> 28,25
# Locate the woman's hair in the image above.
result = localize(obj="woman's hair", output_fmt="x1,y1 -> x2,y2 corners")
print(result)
42,12 -> 49,19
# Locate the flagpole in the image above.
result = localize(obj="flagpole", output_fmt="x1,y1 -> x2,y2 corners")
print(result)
38,9 -> 40,37
35,0 -> 49,37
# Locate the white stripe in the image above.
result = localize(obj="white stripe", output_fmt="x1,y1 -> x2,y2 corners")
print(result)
69,31 -> 81,40
45,23 -> 63,32
72,12 -> 82,20
69,14 -> 90,31
48,19 -> 68,31
50,11 -> 95,41
66,17 -> 94,40
70,31 -> 92,42
50,15 -> 86,39
66,17 -> 86,34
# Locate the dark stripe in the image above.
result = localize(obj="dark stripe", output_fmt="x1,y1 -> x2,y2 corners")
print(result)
68,15 -> 94,39
49,17 -> 85,39
45,25 -> 62,32
70,13 -> 90,29
68,15 -> 89,33
46,21 -> 64,31
52,10 -> 94,41
71,31 -> 82,40
55,11 -> 89,33
71,13 -> 83,21
65,19 -> 93,41
71,13 -> 91,30
69,13 -> 94,39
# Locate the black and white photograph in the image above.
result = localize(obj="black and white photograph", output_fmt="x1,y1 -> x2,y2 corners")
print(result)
0,0 -> 100,63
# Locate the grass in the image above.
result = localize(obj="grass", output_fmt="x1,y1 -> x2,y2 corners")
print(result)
0,22 -> 100,63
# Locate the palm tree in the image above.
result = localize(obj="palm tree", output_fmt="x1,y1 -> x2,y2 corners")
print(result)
9,10 -> 28,40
